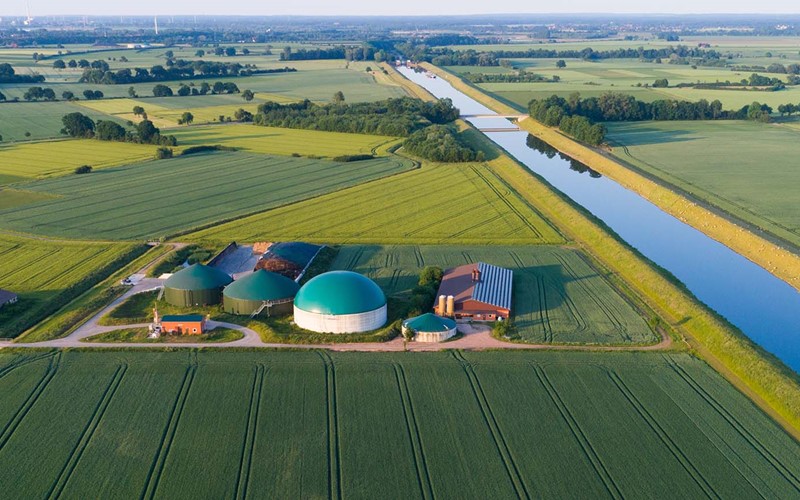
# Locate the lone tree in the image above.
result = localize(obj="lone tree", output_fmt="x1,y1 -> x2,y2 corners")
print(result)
653,78 -> 669,88
132,105 -> 145,117
61,112 -> 96,138
128,86 -> 138,98
195,49 -> 205,58
555,59 -> 567,68
179,112 -> 194,125
52,60 -> 66,69
74,165 -> 93,174
333,91 -> 345,103
242,89 -> 255,101
61,90 -> 75,101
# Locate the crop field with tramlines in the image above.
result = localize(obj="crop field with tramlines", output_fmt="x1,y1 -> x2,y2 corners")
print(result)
605,120 -> 800,248
0,234 -> 138,338
190,162 -> 564,246
170,124 -> 397,158
331,245 -> 656,345
1,350 -> 799,499
0,151 -> 414,240
0,139 -> 160,183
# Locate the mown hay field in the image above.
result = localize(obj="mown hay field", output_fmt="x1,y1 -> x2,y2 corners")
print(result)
1,350 -> 799,499
0,233 -> 137,338
170,124 -> 396,157
0,139 -> 160,182
0,151 -> 414,240
191,161 -> 564,245
332,245 -> 655,345
605,120 -> 800,247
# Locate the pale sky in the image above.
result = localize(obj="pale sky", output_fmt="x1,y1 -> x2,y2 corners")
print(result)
1,0 -> 799,16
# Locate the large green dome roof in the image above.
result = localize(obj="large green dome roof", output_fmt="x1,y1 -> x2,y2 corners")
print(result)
223,269 -> 299,301
294,271 -> 386,315
164,263 -> 233,290
403,313 -> 456,332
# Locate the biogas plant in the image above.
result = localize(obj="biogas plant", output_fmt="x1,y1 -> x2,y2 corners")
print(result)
292,271 -> 388,334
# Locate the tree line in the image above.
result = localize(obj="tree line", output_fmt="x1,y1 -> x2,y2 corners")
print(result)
253,96 -> 460,137
399,44 -> 722,67
60,112 -> 177,146
462,71 -> 560,83
76,59 -> 294,85
528,92 -> 795,144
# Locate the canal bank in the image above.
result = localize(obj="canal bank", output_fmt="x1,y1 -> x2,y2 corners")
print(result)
396,64 -> 800,436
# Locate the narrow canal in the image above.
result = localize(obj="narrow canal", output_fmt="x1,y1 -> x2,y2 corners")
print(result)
399,66 -> 800,373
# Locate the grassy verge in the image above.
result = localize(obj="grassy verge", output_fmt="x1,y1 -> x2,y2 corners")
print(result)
380,63 -> 438,101
82,327 -> 243,343
419,63 -> 800,437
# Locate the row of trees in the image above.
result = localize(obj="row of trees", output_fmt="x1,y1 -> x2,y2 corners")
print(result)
60,112 -> 177,146
253,96 -> 460,137
151,81 -> 241,97
77,59 -> 280,85
401,44 -> 722,67
528,92 -> 790,144
279,45 -> 379,62
462,71 -> 560,83
17,86 -> 104,101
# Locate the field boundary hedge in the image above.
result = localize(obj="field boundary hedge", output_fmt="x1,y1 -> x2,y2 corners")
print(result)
420,62 -> 800,438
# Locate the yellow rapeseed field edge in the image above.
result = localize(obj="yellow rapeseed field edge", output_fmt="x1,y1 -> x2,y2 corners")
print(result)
419,62 -> 800,439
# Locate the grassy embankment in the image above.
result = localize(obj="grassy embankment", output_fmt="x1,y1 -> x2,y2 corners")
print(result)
422,62 -> 800,438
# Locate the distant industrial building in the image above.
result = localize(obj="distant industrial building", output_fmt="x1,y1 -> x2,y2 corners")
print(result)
223,269 -> 300,316
163,263 -> 233,307
403,313 -> 458,342
0,289 -> 18,309
435,262 -> 512,321
293,271 -> 387,333
160,314 -> 207,335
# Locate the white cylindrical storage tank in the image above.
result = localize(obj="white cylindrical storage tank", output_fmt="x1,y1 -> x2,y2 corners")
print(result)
446,295 -> 455,316
437,295 -> 447,315
293,271 -> 387,334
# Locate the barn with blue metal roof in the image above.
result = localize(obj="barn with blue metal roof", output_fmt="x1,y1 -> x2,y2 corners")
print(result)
434,262 -> 512,321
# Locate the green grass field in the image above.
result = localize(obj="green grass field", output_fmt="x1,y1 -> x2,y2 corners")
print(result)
0,139 -> 160,183
0,151 -> 414,240
0,101 -> 124,142
0,233 -> 137,338
605,120 -> 800,247
1,350 -> 799,498
331,245 -> 655,345
169,124 -> 396,157
190,161 -> 564,245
